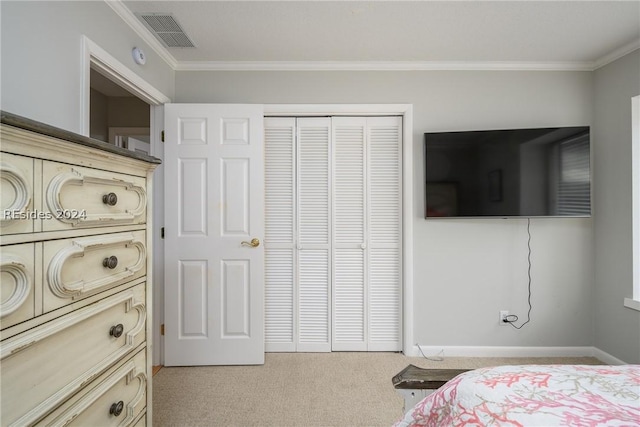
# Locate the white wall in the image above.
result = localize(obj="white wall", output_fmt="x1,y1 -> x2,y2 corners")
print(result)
0,1 -> 174,134
0,0 -> 606,354
175,70 -> 595,349
593,50 -> 640,364
1,0 -> 172,366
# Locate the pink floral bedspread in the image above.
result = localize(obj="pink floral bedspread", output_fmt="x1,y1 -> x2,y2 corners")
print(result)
395,365 -> 640,427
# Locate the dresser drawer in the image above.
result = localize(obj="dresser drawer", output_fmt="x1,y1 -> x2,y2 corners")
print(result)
0,153 -> 35,235
38,350 -> 147,427
42,161 -> 147,231
0,283 -> 146,426
133,414 -> 146,427
43,231 -> 146,312
1,243 -> 36,329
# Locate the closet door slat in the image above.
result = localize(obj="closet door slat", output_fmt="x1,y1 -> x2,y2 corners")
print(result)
297,249 -> 330,351
297,118 -> 331,352
298,122 -> 330,246
264,118 -> 296,351
265,248 -> 295,349
332,118 -> 367,351
369,247 -> 401,349
333,248 -> 366,349
334,124 -> 365,245
265,121 -> 295,244
368,118 -> 402,351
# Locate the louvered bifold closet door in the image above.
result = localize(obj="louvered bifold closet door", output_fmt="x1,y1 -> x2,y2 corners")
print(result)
264,118 -> 296,352
368,117 -> 402,351
297,118 -> 332,352
265,116 -> 400,353
332,118 -> 367,351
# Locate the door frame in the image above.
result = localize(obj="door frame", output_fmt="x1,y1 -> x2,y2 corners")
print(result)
80,35 -> 170,136
265,104 -> 414,355
80,36 -> 170,368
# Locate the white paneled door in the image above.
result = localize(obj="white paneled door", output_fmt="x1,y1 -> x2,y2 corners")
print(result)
164,104 -> 264,366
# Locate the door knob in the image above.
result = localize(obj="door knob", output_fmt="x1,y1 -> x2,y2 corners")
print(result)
241,238 -> 260,247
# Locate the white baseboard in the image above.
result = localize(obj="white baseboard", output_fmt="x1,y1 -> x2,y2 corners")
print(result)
410,345 -> 616,360
591,347 -> 627,365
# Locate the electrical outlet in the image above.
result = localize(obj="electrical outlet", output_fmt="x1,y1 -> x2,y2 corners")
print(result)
499,310 -> 509,326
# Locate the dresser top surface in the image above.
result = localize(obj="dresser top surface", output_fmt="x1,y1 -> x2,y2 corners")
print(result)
1,110 -> 162,165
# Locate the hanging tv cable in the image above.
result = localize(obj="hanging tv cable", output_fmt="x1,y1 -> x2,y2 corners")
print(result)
504,218 -> 533,329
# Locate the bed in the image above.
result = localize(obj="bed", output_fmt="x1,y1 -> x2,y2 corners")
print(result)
394,364 -> 640,426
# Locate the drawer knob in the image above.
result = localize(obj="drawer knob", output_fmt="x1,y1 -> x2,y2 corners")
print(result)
110,323 -> 124,338
103,255 -> 118,269
109,400 -> 124,417
102,192 -> 118,206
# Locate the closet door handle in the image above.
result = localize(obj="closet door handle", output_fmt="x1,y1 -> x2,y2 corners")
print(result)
360,243 -> 367,249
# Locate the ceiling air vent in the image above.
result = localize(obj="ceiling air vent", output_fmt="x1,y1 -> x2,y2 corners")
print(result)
137,13 -> 195,48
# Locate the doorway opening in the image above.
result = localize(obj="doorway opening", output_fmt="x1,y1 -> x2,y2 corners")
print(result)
81,36 -> 170,368
89,68 -> 151,154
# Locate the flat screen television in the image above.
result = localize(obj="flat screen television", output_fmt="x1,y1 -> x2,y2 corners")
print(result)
424,126 -> 591,218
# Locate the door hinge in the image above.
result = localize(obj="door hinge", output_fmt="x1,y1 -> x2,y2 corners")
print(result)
161,130 -> 165,142
161,324 -> 165,336
161,227 -> 165,239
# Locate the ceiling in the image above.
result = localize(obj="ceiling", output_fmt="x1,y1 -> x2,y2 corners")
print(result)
118,1 -> 640,70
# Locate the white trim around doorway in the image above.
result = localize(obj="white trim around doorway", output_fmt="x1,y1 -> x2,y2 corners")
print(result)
80,35 -> 170,372
80,35 -> 170,136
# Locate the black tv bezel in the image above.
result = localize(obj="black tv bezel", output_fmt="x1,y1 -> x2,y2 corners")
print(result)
423,126 -> 592,220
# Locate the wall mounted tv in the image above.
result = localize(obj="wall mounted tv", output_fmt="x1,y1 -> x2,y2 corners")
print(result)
424,126 -> 591,218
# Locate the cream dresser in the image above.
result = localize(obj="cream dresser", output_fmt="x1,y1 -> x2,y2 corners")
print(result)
0,111 -> 159,427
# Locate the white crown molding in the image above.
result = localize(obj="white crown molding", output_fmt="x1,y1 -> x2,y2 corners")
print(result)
593,39 -> 640,70
104,0 -> 178,69
108,0 -> 636,73
174,60 -> 595,72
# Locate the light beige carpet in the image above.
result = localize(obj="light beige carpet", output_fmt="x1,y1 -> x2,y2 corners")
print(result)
152,353 -> 602,427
